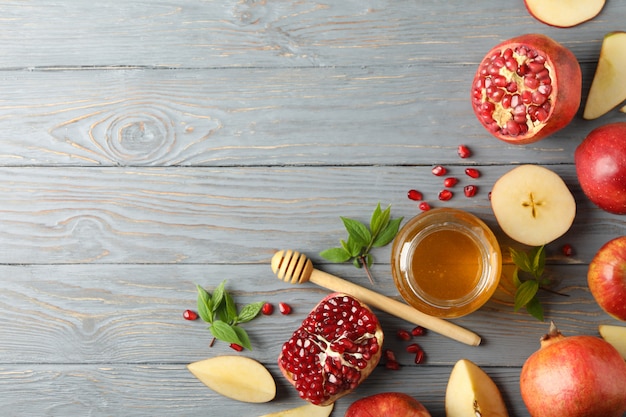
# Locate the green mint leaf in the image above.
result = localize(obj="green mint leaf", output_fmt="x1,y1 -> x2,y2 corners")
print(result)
512,267 -> 522,288
370,203 -> 391,237
364,253 -> 373,268
320,247 -> 351,263
237,301 -> 264,323
341,217 -> 371,247
211,280 -> 227,313
218,290 -> 238,324
525,295 -> 545,321
232,325 -> 252,350
515,280 -> 539,312
510,247 -> 533,273
531,246 -> 546,278
196,284 -> 214,323
372,216 -> 403,247
209,320 -> 242,345
353,258 -> 362,269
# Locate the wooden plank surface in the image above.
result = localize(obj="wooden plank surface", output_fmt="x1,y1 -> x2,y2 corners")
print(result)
0,0 -> 625,416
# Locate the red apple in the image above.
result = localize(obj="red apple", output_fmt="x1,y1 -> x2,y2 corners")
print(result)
575,122 -> 626,214
344,392 -> 432,417
588,236 -> 626,321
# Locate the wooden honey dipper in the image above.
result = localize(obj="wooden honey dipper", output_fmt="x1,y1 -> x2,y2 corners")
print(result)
271,249 -> 481,346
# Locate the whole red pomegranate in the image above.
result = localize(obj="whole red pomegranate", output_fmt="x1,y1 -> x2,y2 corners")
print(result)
277,293 -> 384,406
471,34 -> 581,144
520,322 -> 626,417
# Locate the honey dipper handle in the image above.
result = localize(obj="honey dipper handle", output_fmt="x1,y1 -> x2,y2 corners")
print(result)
309,268 -> 481,346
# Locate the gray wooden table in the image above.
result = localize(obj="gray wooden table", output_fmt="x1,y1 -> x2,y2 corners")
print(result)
1,1 -> 625,416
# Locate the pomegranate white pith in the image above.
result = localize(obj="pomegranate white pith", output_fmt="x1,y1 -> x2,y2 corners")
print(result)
277,293 -> 383,406
471,34 -> 581,144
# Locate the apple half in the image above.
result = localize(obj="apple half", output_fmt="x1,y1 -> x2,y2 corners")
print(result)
524,0 -> 605,28
259,403 -> 334,417
584,32 -> 626,120
445,359 -> 509,417
187,356 -> 276,403
599,324 -> 626,360
490,165 -> 576,247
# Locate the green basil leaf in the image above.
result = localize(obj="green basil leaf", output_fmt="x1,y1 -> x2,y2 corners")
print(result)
209,320 -> 241,345
232,325 -> 252,350
218,291 -> 238,324
364,253 -> 373,268
196,284 -> 214,323
320,247 -> 351,263
372,216 -> 403,247
525,295 -> 545,321
237,301 -> 264,323
514,280 -> 539,311
211,280 -> 227,313
370,203 -> 391,237
512,267 -> 522,288
531,246 -> 546,278
353,257 -> 362,269
341,217 -> 371,247
510,247 -> 533,273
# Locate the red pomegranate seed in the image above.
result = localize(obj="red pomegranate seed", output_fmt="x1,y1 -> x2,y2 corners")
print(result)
438,189 -> 453,201
414,349 -> 425,364
229,343 -> 244,352
279,302 -> 292,315
457,144 -> 471,158
262,302 -> 274,315
432,165 -> 447,176
385,360 -> 401,370
443,177 -> 458,188
397,329 -> 412,341
411,326 -> 426,336
406,343 -> 421,354
407,189 -> 423,201
464,185 -> 478,197
384,349 -> 397,362
562,244 -> 574,257
183,309 -> 198,320
418,202 -> 431,211
465,168 -> 481,178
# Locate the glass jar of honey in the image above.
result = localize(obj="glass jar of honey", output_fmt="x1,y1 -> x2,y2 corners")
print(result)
391,208 -> 501,318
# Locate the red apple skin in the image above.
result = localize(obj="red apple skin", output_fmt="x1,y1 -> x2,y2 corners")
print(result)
575,122 -> 626,214
588,236 -> 626,321
344,392 -> 432,417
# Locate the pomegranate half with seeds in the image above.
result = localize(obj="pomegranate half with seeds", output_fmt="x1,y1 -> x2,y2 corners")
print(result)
277,293 -> 383,406
471,34 -> 581,144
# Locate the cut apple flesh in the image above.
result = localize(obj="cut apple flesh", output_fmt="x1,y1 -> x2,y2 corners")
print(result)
187,356 -> 276,403
584,31 -> 626,120
445,359 -> 509,417
599,324 -> 626,360
524,0 -> 605,28
490,165 -> 576,246
259,403 -> 334,417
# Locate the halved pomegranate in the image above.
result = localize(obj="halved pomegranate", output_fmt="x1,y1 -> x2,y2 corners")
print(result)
277,293 -> 384,406
471,34 -> 582,144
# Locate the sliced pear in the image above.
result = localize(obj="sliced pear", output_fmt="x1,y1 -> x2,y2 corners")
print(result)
524,0 -> 605,28
599,324 -> 626,360
187,356 -> 276,403
445,359 -> 509,417
490,165 -> 576,246
583,32 -> 626,120
259,403 -> 334,417
621,104 -> 626,113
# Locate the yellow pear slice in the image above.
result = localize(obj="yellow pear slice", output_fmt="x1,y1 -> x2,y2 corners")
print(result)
187,356 -> 276,403
583,32 -> 626,120
599,324 -> 626,360
259,403 -> 334,417
445,359 -> 509,417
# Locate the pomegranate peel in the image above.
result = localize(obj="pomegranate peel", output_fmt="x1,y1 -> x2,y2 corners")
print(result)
471,34 -> 581,144
277,292 -> 383,406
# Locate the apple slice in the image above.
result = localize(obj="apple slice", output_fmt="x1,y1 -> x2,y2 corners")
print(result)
445,359 -> 509,417
524,0 -> 605,28
259,403 -> 334,417
583,32 -> 626,120
490,165 -> 576,246
187,356 -> 276,403
599,324 -> 626,360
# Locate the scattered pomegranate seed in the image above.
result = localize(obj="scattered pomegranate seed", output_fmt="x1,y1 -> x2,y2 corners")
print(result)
385,360 -> 401,370
414,349 -> 425,364
384,349 -> 397,362
465,168 -> 481,178
432,165 -> 447,176
229,343 -> 244,352
443,177 -> 458,188
457,144 -> 472,158
438,189 -> 453,201
183,309 -> 198,320
411,326 -> 426,336
397,329 -> 412,341
418,202 -> 431,211
488,191 -> 492,200
406,343 -> 421,354
262,302 -> 274,315
562,244 -> 574,257
464,185 -> 479,197
278,302 -> 292,315
407,189 -> 423,201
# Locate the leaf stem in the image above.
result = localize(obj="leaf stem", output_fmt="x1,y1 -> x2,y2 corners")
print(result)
539,286 -> 570,297
358,255 -> 375,285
